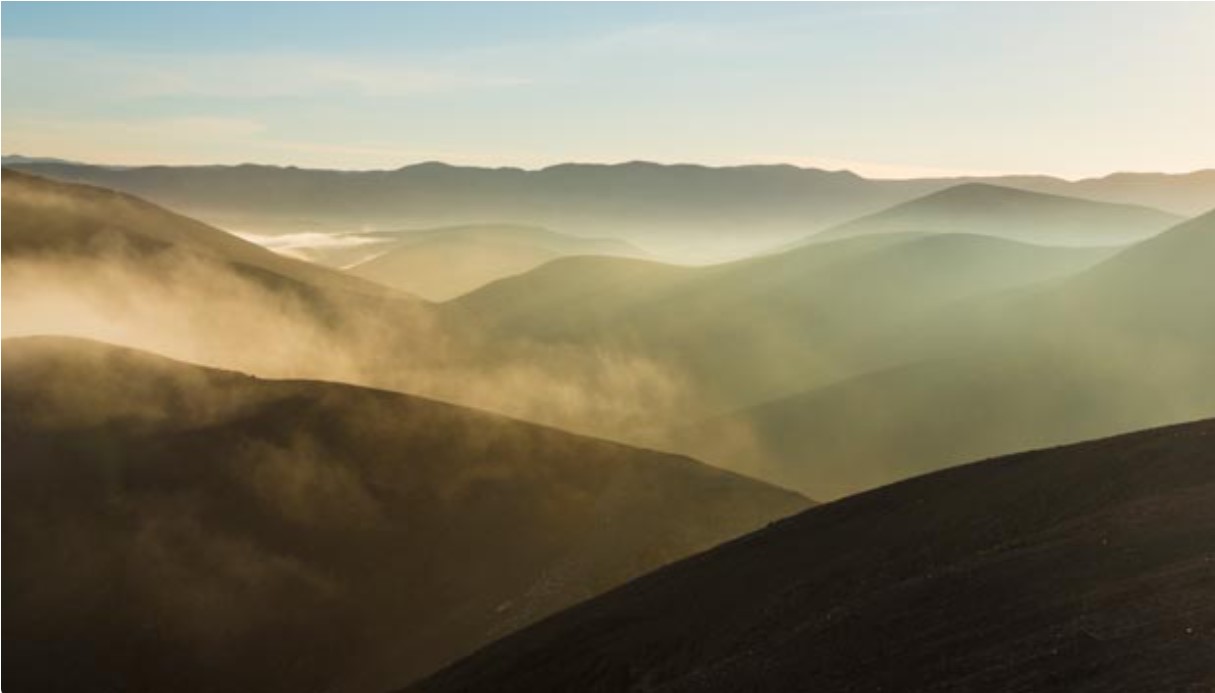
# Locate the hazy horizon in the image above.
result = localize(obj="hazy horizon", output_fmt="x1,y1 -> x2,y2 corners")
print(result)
6,151 -> 1215,183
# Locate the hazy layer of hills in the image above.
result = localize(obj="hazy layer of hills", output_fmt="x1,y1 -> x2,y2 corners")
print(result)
2,336 -> 808,693
411,419 -> 1215,693
343,225 -> 646,301
686,208 -> 1215,497
8,159 -> 1212,259
450,227 -> 1115,410
1,171 -> 686,443
1,169 -> 402,301
811,182 -> 1179,246
3,158 -> 1213,693
7,168 -> 1213,503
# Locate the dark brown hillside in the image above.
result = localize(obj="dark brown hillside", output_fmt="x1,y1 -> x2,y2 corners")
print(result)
1,337 -> 809,693
412,419 -> 1215,693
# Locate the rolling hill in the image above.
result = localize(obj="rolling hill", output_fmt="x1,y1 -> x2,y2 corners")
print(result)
1,168 -> 404,301
0,170 -> 451,405
411,418 -> 1215,693
0,171 -> 745,444
991,169 -> 1215,217
2,336 -> 810,693
689,208 -> 1215,498
343,225 -> 646,300
449,231 -> 1116,410
811,182 -> 1180,246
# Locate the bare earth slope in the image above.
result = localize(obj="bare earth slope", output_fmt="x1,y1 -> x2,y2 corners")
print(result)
412,419 -> 1215,693
2,337 -> 809,693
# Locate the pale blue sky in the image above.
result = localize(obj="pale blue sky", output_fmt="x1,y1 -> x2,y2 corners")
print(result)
3,2 -> 1213,178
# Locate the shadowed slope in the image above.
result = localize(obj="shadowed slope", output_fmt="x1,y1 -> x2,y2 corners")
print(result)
412,419 -> 1215,693
812,183 -> 1179,246
1,337 -> 809,693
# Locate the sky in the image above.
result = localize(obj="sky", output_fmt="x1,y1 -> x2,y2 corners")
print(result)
2,2 -> 1213,179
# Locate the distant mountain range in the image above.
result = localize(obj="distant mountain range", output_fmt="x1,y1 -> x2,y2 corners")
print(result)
410,418 -> 1215,693
2,336 -> 808,693
5,159 -> 1212,259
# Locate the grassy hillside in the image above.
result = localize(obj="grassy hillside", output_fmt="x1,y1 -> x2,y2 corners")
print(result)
2,336 -> 809,693
411,418 -> 1215,693
811,182 -> 1179,246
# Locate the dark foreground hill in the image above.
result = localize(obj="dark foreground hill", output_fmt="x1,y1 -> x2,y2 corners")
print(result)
1,337 -> 809,693
411,419 -> 1215,693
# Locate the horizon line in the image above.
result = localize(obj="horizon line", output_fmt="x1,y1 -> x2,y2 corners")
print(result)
4,153 -> 1213,184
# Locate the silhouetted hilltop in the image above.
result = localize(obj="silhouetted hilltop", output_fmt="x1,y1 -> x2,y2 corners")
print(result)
411,418 -> 1215,693
2,336 -> 809,693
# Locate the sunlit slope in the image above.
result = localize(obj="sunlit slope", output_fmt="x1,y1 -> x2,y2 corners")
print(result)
812,183 -> 1180,246
412,418 -> 1215,693
451,233 -> 1115,408
0,168 -> 407,300
0,172 -> 732,444
345,225 -> 645,300
698,209 -> 1215,498
1,336 -> 810,693
0,169 -> 450,394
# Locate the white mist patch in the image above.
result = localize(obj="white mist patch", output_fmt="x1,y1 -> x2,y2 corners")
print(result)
230,230 -> 395,267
